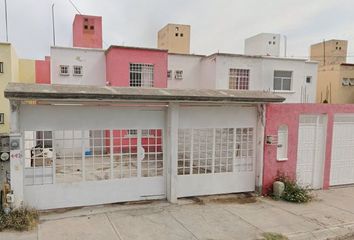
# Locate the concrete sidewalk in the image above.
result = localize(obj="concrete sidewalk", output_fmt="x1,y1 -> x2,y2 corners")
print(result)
2,187 -> 354,240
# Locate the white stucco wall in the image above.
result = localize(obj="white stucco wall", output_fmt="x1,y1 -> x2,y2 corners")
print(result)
167,54 -> 203,89
50,47 -> 106,85
245,33 -> 281,57
200,56 -> 217,89
214,55 -> 318,103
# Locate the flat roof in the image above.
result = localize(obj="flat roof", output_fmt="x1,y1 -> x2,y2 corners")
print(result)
106,45 -> 168,53
206,53 -> 317,63
5,83 -> 285,103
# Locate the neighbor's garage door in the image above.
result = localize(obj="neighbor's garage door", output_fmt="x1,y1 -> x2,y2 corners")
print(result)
176,106 -> 257,197
330,114 -> 354,186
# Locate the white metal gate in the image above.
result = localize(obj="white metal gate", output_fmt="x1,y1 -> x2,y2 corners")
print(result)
176,106 -> 257,197
330,114 -> 354,186
20,105 -> 165,210
296,115 -> 326,189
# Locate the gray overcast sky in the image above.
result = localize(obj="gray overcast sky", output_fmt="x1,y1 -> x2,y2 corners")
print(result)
1,0 -> 354,61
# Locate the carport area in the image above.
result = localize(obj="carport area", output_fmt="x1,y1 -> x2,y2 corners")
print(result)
5,83 -> 283,210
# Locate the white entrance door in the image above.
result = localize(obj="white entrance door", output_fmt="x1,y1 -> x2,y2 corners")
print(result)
330,114 -> 354,186
296,115 -> 326,189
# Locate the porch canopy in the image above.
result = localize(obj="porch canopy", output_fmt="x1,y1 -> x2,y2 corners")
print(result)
5,83 -> 285,103
4,82 -> 284,210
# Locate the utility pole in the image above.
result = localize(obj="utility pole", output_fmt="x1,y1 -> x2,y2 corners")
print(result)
4,0 -> 9,42
284,35 -> 287,57
52,3 -> 56,46
323,39 -> 326,66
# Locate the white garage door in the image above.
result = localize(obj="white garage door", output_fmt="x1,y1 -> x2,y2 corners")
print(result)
176,106 -> 256,197
330,114 -> 354,186
296,115 -> 326,189
20,105 -> 165,210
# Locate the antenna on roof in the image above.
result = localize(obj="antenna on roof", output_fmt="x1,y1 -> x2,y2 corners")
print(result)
68,0 -> 82,15
4,0 -> 9,42
51,4 -> 56,46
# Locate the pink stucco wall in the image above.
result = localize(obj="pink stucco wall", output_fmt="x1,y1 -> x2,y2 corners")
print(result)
73,14 -> 102,49
106,46 -> 168,88
263,103 -> 354,194
35,57 -> 51,84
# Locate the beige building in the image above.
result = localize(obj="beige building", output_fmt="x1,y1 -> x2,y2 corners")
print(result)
310,39 -> 347,67
158,24 -> 190,54
310,39 -> 354,103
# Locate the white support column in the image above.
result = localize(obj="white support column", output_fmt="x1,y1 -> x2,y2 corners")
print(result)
255,104 -> 266,193
9,100 -> 24,208
166,102 -> 179,203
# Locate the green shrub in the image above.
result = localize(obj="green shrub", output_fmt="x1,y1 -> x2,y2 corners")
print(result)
275,175 -> 313,203
0,207 -> 39,231
262,232 -> 289,240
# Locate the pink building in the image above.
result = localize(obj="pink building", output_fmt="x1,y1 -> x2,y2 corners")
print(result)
35,56 -> 51,84
106,46 -> 168,88
73,14 -> 102,49
263,104 -> 354,194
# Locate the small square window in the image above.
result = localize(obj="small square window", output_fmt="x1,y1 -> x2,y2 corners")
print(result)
339,47 -> 342,50
59,65 -> 69,76
0,62 -> 3,73
175,33 -> 178,37
175,27 -> 179,31
84,18 -> 88,22
167,70 -> 172,80
0,113 -> 4,124
350,78 -> 354,86
175,70 -> 183,80
336,47 -> 338,50
180,33 -> 184,37
273,41 -> 276,45
306,76 -> 312,83
269,41 -> 272,45
84,25 -> 88,30
342,78 -> 350,86
127,129 -> 137,136
73,66 -> 83,76
90,25 -> 94,30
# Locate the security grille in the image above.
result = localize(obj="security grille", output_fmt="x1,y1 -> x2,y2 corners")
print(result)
178,127 -> 254,175
229,69 -> 250,90
130,63 -> 154,87
24,129 -> 163,186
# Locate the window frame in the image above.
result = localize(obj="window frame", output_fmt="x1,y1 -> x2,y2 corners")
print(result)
0,113 -> 4,124
0,62 -> 3,73
273,70 -> 292,91
129,63 -> 154,87
229,68 -> 250,90
306,76 -> 312,84
167,70 -> 172,80
59,65 -> 70,76
175,70 -> 183,80
73,65 -> 83,76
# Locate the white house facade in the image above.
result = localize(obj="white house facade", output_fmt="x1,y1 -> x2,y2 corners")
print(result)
168,53 -> 318,103
50,46 -> 106,86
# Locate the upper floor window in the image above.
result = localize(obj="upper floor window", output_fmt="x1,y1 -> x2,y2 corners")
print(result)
59,65 -> 70,76
0,62 -> 3,73
274,70 -> 292,91
130,63 -> 154,87
175,70 -> 183,80
306,76 -> 312,84
229,69 -> 250,90
0,113 -> 4,124
167,70 -> 172,80
73,66 -> 83,76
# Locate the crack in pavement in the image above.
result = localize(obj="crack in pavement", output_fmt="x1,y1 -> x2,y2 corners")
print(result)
105,213 -> 123,240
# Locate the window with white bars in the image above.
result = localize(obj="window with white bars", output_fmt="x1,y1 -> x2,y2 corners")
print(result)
229,69 -> 250,90
73,65 -> 83,76
59,65 -> 69,76
24,129 -> 164,185
175,70 -> 183,80
178,127 -> 254,175
130,63 -> 154,87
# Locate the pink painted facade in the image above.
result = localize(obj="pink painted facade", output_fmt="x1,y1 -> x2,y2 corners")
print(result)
73,14 -> 102,49
106,46 -> 168,87
263,103 -> 354,194
35,56 -> 51,84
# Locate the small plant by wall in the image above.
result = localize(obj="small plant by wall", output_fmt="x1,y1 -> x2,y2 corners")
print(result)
0,207 -> 38,231
273,174 -> 313,203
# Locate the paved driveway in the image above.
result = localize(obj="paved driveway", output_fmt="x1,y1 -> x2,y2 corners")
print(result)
2,187 -> 354,240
